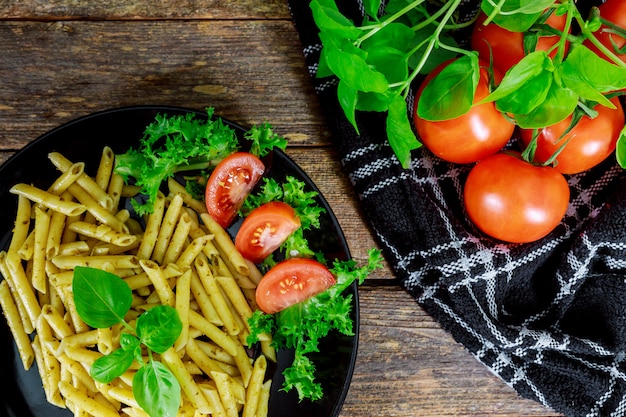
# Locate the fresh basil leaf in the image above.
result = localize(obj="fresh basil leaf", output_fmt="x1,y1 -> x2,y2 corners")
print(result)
136,305 -> 182,354
72,266 -> 132,329
90,347 -> 135,384
356,90 -> 396,112
316,46 -> 334,78
337,79 -> 359,132
120,332 -> 141,351
514,80 -> 578,128
363,0 -> 382,19
481,0 -> 551,32
482,51 -> 549,102
417,54 -> 479,121
559,45 -> 626,108
386,94 -> 421,169
360,22 -> 416,54
365,46 -> 409,83
495,70 -> 553,115
310,0 -> 361,39
319,32 -> 389,93
134,361 -> 181,417
408,27 -> 458,74
615,125 -> 626,169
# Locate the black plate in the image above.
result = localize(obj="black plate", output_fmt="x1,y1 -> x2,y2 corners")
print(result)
0,105 -> 358,417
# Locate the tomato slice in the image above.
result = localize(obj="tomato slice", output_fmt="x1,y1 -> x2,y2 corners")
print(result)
205,152 -> 265,228
235,201 -> 301,264
256,258 -> 336,314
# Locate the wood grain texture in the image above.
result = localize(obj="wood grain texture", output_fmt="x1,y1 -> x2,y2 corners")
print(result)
0,20 -> 328,149
0,0 -> 290,19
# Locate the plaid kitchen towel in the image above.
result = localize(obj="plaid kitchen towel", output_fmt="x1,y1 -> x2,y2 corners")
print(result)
288,1 -> 626,416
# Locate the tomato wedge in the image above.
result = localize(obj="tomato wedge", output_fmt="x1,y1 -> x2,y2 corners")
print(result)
235,201 -> 301,264
256,258 -> 336,314
205,152 -> 265,228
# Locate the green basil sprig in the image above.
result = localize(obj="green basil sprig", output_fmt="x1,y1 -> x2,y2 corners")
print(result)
72,266 -> 182,417
312,0 -> 626,168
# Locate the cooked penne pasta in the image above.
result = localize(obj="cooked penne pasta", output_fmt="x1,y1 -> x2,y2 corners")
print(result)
68,221 -> 137,247
48,162 -> 84,196
32,207 -> 51,293
161,348 -> 213,414
0,147 -> 275,417
48,152 -> 114,211
8,195 -> 31,255
200,213 -> 250,276
152,193 -> 184,264
10,183 -> 87,217
0,280 -> 34,369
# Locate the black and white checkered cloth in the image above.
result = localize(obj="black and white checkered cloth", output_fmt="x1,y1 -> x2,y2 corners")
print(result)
288,1 -> 626,416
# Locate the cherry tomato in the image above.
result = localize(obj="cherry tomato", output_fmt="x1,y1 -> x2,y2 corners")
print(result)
205,152 -> 265,228
463,153 -> 570,243
255,258 -> 336,314
413,59 -> 514,164
235,201 -> 301,264
471,11 -> 568,75
585,0 -> 626,65
520,97 -> 624,174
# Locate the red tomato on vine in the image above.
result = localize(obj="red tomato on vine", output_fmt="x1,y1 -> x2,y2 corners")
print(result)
585,0 -> 626,65
520,97 -> 625,174
471,11 -> 568,75
413,60 -> 514,164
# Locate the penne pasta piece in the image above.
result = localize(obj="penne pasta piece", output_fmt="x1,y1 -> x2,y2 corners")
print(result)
195,255 -> 240,336
162,211 -> 192,265
210,371 -> 239,417
256,380 -> 272,417
32,206 -> 51,293
4,250 -> 41,329
95,146 -> 115,191
242,355 -> 268,417
188,310 -> 237,357
8,195 -> 31,255
0,280 -> 34,369
139,259 -> 175,307
175,234 -> 213,269
107,172 -> 125,213
174,268 -> 192,351
48,152 -> 114,210
152,193 -> 184,264
185,338 -> 227,377
189,268 -> 223,326
168,179 -> 207,214
41,303 -> 74,339
67,183 -> 128,233
160,348 -> 213,414
231,336 -> 253,388
198,383 -> 228,417
200,213 -> 250,276
51,254 -> 140,270
48,162 -> 84,195
46,202 -> 68,259
68,221 -> 137,247
10,183 -> 86,217
136,192 -> 166,260
58,381 -> 120,417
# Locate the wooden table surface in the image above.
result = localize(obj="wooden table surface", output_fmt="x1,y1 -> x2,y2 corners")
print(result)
0,1 -> 564,416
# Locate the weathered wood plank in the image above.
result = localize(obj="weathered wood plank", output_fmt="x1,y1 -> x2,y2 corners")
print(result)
0,0 -> 291,19
0,20 -> 328,149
